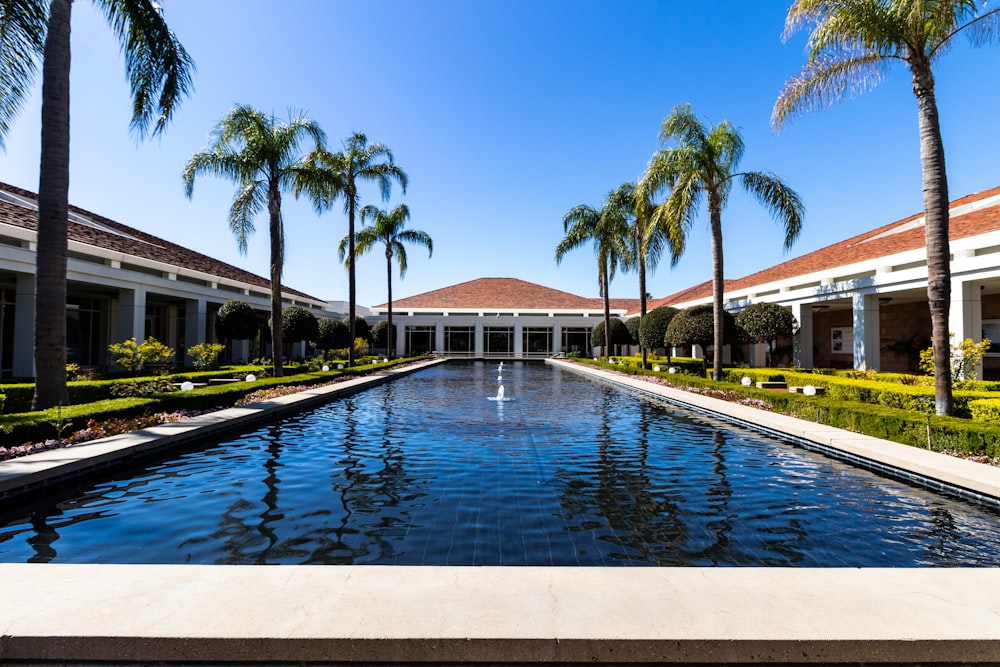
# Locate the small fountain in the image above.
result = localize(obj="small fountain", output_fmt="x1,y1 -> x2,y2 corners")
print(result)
488,361 -> 512,402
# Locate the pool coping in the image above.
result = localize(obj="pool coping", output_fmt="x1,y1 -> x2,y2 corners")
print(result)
2,358 -> 1000,665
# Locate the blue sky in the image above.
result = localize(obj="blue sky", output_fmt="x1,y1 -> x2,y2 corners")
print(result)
1,0 -> 999,309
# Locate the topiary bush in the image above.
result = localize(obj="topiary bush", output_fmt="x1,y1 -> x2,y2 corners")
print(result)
370,320 -> 397,349
735,302 -> 798,365
280,306 -> 319,344
216,300 -> 260,341
665,304 -> 737,353
639,306 -> 679,351
315,318 -> 350,351
589,318 -> 631,351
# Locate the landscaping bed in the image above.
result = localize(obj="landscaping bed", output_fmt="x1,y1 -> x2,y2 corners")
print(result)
583,356 -> 1000,464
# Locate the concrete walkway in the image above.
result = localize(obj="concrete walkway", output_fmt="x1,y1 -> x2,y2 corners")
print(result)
1,358 -> 1000,665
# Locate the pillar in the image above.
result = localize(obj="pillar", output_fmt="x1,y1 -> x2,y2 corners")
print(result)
852,292 -> 880,370
950,279 -> 983,378
791,302 -> 814,369
117,286 -> 146,342
13,273 -> 34,377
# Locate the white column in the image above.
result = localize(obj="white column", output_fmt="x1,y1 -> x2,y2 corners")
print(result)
395,320 -> 406,357
117,286 -> 146,342
184,299 -> 207,366
791,302 -> 814,369
552,322 -> 562,355
434,322 -> 445,354
513,319 -> 523,358
852,292 -> 880,370
951,279 -> 983,378
13,273 -> 34,377
475,319 -> 484,357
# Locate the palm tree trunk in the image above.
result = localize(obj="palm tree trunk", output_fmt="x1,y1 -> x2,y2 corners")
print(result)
32,0 -> 72,410
347,194 -> 357,366
912,65 -> 953,416
639,252 -> 648,369
601,259 -> 611,360
267,186 -> 284,378
709,191 -> 724,381
385,245 -> 394,359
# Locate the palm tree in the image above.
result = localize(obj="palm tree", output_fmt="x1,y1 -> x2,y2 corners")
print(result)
630,181 -> 675,368
299,133 -> 407,366
183,105 -> 327,378
773,0 -> 1000,416
0,0 -> 194,409
556,189 -> 632,360
339,203 -> 432,359
642,103 -> 804,381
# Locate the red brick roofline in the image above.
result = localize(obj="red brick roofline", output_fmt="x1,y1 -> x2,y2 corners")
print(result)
0,182 -> 323,303
644,185 -> 1000,310
378,277 -> 640,312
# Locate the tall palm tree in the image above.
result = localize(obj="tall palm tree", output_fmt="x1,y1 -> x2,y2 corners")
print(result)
773,0 -> 1000,416
183,105 -> 327,378
299,132 -> 407,366
339,203 -> 432,360
0,0 -> 194,409
556,189 -> 632,360
642,103 -> 804,381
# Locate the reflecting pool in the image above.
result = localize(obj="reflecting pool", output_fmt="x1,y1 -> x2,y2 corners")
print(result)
1,361 -> 999,565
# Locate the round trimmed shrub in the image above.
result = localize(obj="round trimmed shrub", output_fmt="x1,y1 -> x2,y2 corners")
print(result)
215,300 -> 259,340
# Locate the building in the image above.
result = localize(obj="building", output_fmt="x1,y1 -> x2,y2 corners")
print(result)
0,182 -> 337,377
372,277 -> 638,358
644,185 -> 1000,377
373,186 -> 1000,377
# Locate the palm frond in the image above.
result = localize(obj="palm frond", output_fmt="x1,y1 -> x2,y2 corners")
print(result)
0,0 -> 46,149
740,171 -> 806,250
229,180 -> 265,255
773,52 -> 891,128
97,0 -> 195,140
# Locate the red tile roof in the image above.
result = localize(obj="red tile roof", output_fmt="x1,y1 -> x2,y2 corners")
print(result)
646,185 -> 1000,310
382,277 -> 640,312
0,182 -> 322,301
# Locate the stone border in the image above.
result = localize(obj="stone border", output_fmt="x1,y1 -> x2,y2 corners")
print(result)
2,358 -> 1000,665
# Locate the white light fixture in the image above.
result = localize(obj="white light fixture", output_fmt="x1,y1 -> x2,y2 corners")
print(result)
245,374 -> 256,382
322,365 -> 330,372
803,385 -> 817,396
741,376 -> 752,386
653,365 -> 661,372
668,367 -> 677,374
180,381 -> 194,391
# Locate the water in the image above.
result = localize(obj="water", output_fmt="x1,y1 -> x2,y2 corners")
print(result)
1,361 -> 999,566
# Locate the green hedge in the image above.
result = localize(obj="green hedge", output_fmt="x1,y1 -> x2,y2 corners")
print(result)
579,359 -> 1000,457
970,398 -> 1000,426
0,360 -> 417,447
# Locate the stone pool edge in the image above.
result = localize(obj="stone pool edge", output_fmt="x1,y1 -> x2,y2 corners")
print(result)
1,357 -> 1000,665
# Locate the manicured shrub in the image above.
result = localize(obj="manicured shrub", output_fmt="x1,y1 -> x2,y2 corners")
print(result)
735,302 -> 798,364
625,317 -> 641,346
639,306 -> 679,351
370,320 -> 396,349
216,300 -> 260,340
970,398 -> 1000,425
665,304 -> 737,353
315,318 -> 349,350
589,318 -> 631,350
279,306 -> 319,344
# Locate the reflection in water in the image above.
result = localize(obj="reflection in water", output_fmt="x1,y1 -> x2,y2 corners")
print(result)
1,361 -> 1000,566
